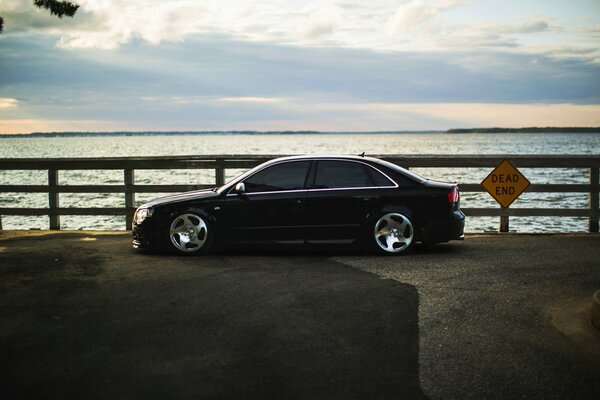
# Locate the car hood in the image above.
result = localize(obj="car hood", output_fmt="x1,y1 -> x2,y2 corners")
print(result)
140,189 -> 220,209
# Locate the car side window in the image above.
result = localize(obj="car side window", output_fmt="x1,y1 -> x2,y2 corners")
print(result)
392,173 -> 419,187
313,161 -> 373,189
367,167 -> 396,187
243,161 -> 310,193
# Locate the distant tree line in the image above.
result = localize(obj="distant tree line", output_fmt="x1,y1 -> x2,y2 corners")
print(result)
0,131 -> 325,139
0,1 -> 79,33
447,127 -> 600,133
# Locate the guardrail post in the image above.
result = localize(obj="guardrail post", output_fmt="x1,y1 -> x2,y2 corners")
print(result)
125,169 -> 135,230
590,165 -> 599,233
500,208 -> 509,232
215,161 -> 225,186
48,169 -> 60,230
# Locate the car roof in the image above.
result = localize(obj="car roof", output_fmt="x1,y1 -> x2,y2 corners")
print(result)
265,154 -> 402,170
266,155 -> 381,164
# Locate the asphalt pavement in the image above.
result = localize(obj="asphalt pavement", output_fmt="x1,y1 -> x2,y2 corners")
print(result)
0,231 -> 599,399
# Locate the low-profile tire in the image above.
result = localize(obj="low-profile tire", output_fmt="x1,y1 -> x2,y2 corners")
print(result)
167,212 -> 213,255
372,212 -> 415,255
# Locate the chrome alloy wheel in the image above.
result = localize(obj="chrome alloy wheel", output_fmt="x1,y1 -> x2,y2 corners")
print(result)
169,213 -> 208,253
374,213 -> 414,253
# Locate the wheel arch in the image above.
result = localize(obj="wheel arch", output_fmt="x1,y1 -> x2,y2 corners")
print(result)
163,205 -> 217,225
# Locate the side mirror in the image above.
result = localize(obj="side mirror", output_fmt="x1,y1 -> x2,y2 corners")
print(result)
234,182 -> 246,194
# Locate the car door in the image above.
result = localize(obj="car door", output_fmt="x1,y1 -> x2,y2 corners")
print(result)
220,160 -> 311,244
303,160 -> 381,242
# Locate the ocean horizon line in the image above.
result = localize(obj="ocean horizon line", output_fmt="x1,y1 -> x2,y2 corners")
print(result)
1,127 -> 599,139
1,130 -> 442,138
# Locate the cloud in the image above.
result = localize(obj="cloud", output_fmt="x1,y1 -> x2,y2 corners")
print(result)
386,0 -> 445,37
213,97 -> 285,104
380,2 -> 569,54
2,34 -> 598,111
139,96 -> 286,106
0,118 -> 124,134
1,10 -> 599,134
355,102 -> 600,129
55,0 -> 213,49
300,7 -> 340,40
496,20 -> 551,34
0,98 -> 18,108
0,0 -> 593,63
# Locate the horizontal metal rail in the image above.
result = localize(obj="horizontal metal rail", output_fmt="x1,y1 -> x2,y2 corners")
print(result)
0,155 -> 598,232
0,184 -> 212,193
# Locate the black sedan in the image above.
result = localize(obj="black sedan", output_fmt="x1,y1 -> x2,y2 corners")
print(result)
132,155 -> 465,255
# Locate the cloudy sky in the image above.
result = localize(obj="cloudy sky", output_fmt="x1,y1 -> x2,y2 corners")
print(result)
0,0 -> 599,133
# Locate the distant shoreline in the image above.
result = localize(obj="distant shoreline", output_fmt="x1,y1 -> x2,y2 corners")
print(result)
0,128 -> 598,138
447,127 -> 600,133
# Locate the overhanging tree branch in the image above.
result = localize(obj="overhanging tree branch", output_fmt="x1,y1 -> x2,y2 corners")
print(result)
33,0 -> 80,18
0,1 -> 79,34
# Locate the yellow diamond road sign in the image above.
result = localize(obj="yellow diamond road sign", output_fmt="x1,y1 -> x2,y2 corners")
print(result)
481,159 -> 530,208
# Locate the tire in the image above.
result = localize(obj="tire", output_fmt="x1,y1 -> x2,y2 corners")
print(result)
372,212 -> 415,255
167,212 -> 213,255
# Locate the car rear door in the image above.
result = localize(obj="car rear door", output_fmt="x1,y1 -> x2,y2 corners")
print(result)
302,160 -> 382,243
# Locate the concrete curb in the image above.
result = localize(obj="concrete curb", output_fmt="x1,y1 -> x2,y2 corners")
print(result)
592,290 -> 600,331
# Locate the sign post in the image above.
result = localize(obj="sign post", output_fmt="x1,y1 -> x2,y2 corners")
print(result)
481,159 -> 530,232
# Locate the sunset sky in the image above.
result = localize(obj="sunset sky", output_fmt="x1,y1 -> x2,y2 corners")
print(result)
1,0 -> 599,134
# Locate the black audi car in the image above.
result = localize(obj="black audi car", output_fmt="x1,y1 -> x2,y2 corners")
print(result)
132,155 -> 465,255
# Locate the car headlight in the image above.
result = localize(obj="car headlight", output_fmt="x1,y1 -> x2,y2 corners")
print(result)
134,208 -> 154,224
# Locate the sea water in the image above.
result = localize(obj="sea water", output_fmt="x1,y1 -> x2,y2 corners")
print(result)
1,132 -> 598,232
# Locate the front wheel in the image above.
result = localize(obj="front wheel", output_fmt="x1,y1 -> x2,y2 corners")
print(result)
372,212 -> 415,255
167,212 -> 212,255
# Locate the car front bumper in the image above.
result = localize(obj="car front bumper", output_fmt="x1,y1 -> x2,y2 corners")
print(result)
132,221 -> 163,250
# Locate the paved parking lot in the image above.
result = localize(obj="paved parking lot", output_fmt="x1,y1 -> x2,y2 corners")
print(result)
334,234 -> 600,399
1,231 -> 599,399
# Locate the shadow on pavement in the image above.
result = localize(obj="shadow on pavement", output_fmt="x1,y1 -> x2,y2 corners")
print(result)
0,234 -> 430,399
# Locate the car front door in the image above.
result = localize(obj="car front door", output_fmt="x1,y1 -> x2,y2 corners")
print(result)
220,160 -> 311,244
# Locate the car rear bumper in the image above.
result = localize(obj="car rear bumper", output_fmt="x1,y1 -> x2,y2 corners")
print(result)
421,210 -> 465,245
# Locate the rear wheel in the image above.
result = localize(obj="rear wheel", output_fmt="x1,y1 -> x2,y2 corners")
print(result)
372,212 -> 414,254
168,212 -> 212,255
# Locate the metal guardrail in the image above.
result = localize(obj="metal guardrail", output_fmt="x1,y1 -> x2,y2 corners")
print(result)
0,155 -> 598,232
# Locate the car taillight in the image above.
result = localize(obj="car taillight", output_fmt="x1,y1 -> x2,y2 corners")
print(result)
448,186 -> 459,203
